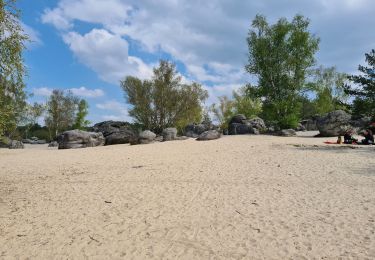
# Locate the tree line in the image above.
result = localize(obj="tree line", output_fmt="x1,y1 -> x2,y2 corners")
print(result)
1,0 -> 374,141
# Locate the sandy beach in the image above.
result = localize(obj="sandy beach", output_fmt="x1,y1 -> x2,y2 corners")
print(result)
0,132 -> 374,259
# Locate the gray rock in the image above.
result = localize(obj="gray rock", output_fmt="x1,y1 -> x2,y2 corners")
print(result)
185,124 -> 206,138
229,114 -> 247,125
58,130 -> 105,149
48,141 -> 59,147
162,128 -> 178,141
36,140 -> 47,144
93,121 -> 136,145
196,130 -> 221,141
279,129 -> 297,137
175,136 -> 189,141
317,110 -> 351,137
137,130 -> 156,144
22,139 -> 33,144
246,117 -> 266,130
9,140 -> 24,149
228,123 -> 253,135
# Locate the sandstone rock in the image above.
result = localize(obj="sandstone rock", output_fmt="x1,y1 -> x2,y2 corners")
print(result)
196,130 -> 221,141
48,141 -> 59,147
317,110 -> 351,137
9,140 -> 24,149
229,114 -> 247,125
93,121 -> 136,145
58,130 -> 105,149
162,128 -> 178,141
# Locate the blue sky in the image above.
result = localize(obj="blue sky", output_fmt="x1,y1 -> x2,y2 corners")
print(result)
18,0 -> 375,124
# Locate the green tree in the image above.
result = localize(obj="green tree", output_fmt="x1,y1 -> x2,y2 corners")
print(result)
246,14 -> 320,128
232,86 -> 262,119
344,49 -> 375,118
20,102 -> 45,138
0,0 -> 29,136
73,99 -> 90,130
45,89 -> 79,139
210,96 -> 235,130
121,60 -> 208,133
308,66 -> 348,115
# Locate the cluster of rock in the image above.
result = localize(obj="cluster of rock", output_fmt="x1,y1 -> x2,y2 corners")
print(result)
0,136 -> 24,149
184,123 -> 217,138
227,114 -> 266,135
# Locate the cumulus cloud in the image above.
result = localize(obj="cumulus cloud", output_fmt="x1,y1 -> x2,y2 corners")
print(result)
63,29 -> 153,84
42,0 -> 375,97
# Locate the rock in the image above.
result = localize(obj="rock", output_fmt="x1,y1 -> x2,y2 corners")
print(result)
155,136 -> 164,142
58,130 -> 105,149
246,117 -> 266,130
317,110 -> 351,137
196,130 -> 221,141
162,128 -> 178,141
279,129 -> 297,137
36,140 -> 47,144
185,124 -> 206,138
48,141 -> 59,147
22,139 -> 32,144
138,130 -> 156,144
229,114 -> 247,125
93,121 -> 136,145
228,123 -> 253,135
9,140 -> 24,149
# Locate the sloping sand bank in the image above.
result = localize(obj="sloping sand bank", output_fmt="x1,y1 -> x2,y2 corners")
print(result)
0,133 -> 374,259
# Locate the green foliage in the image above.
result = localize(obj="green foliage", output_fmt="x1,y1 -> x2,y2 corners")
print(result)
121,60 -> 208,133
72,99 -> 90,130
344,49 -> 375,118
232,87 -> 262,119
210,96 -> 235,130
0,0 -> 29,136
246,14 -> 319,128
308,66 -> 348,115
19,102 -> 45,138
45,89 -> 79,139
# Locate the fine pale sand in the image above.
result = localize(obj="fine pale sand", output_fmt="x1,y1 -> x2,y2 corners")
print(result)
0,132 -> 374,259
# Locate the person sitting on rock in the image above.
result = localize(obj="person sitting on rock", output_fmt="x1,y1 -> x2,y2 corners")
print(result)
361,129 -> 374,145
344,129 -> 357,144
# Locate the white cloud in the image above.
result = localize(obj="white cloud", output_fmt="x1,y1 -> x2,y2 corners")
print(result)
33,87 -> 53,97
69,87 -> 104,97
33,86 -> 104,98
63,29 -> 153,84
41,0 -> 375,100
96,100 -> 132,122
22,23 -> 43,47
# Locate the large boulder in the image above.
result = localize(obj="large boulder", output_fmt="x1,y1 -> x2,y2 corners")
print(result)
184,123 -> 207,138
138,130 -> 156,144
300,119 -> 318,131
9,140 -> 24,149
228,123 -> 253,135
229,114 -> 247,125
317,110 -> 351,137
162,128 -> 178,141
196,130 -> 221,141
58,130 -> 105,149
93,121 -> 136,145
246,117 -> 266,130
